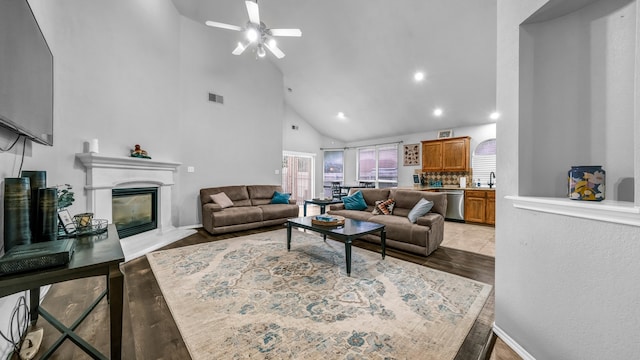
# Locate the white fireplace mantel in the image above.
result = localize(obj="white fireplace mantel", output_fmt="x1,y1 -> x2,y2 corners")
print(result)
75,153 -> 181,230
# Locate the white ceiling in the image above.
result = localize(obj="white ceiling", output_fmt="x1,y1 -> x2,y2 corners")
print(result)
172,0 -> 497,143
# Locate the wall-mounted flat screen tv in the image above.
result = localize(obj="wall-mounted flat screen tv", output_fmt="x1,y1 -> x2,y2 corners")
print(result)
0,0 -> 54,146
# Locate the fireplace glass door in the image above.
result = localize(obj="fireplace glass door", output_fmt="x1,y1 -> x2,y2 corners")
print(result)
112,187 -> 158,238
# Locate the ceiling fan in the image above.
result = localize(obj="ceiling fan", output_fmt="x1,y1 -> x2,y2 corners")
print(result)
205,0 -> 302,59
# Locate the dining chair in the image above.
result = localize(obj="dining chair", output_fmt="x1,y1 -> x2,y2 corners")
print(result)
331,182 -> 348,199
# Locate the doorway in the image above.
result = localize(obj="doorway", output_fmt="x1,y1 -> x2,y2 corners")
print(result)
282,151 -> 315,204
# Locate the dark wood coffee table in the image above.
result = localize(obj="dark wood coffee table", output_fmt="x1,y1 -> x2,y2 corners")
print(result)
286,216 -> 386,276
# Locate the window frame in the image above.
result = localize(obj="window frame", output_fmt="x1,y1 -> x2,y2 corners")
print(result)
356,144 -> 399,188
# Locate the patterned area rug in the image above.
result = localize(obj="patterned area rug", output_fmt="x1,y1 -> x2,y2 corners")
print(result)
147,229 -> 492,359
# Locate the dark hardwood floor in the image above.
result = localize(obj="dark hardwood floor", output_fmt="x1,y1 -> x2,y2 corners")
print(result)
21,221 -> 511,359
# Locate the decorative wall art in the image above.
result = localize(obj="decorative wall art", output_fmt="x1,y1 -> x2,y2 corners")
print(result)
403,143 -> 420,166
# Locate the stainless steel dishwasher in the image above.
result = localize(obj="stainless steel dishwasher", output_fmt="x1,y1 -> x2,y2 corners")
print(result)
438,189 -> 465,221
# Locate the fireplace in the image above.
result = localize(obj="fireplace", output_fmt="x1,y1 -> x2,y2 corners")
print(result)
77,153 -> 195,262
112,187 -> 158,238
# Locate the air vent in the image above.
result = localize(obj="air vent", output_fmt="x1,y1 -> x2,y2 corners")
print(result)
208,93 -> 224,104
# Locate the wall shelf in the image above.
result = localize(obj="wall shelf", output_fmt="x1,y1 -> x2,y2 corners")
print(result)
506,195 -> 640,227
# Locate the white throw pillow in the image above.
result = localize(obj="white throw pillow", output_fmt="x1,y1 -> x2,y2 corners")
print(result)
407,198 -> 434,223
210,192 -> 233,208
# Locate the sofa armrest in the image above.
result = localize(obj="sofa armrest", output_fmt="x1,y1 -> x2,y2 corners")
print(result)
288,199 -> 296,205
416,212 -> 443,227
203,203 -> 223,213
329,203 -> 345,211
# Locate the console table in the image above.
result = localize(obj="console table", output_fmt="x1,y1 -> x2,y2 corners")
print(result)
0,225 -> 124,359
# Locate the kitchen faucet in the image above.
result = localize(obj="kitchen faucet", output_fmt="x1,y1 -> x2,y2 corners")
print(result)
488,172 -> 496,188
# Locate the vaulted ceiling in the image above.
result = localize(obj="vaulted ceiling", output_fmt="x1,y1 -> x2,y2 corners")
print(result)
172,0 -> 497,142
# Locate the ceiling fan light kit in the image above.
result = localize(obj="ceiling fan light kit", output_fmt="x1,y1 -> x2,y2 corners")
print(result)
205,0 -> 301,60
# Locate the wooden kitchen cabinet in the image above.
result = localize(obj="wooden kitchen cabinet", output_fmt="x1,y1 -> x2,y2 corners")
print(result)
421,136 -> 470,172
464,189 -> 495,225
486,191 -> 495,225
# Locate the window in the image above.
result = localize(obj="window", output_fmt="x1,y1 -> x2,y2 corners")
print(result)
357,144 -> 398,188
323,150 -> 344,197
472,139 -> 496,187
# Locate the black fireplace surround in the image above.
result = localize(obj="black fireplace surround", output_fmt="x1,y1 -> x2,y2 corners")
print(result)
112,187 -> 157,238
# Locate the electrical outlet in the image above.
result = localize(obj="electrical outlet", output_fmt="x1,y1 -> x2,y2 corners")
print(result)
187,166 -> 195,173
274,169 -> 280,175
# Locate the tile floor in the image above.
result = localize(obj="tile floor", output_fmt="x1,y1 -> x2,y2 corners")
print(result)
441,221 -> 495,257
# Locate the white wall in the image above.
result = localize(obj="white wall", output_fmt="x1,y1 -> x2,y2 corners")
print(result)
282,104 -> 324,196
0,0 -> 286,355
342,123 -> 496,186
496,0 -> 640,359
175,16 -> 284,227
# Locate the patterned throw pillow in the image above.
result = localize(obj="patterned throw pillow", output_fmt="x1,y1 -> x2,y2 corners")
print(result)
372,199 -> 395,215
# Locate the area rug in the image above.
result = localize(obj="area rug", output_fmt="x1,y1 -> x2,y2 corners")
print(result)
147,229 -> 492,360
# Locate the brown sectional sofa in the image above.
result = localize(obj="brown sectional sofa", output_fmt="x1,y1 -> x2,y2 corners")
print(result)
328,188 -> 447,256
200,185 -> 299,234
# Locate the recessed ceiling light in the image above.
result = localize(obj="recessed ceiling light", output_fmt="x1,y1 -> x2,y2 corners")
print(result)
414,71 -> 425,82
490,111 -> 501,120
337,112 -> 346,119
433,108 -> 443,117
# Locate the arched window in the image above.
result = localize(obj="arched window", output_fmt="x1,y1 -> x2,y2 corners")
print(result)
472,139 -> 496,187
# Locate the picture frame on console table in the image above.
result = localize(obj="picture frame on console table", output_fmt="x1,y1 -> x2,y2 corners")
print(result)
437,129 -> 453,138
58,209 -> 76,234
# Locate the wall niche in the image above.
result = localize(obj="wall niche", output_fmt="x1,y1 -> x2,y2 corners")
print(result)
518,0 -> 637,202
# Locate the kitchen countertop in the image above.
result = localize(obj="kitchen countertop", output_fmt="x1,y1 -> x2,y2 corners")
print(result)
395,185 -> 496,191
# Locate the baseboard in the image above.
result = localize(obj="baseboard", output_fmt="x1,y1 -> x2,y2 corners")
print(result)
492,323 -> 536,360
179,224 -> 202,230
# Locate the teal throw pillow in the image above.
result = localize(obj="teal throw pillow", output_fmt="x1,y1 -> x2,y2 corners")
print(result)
343,191 -> 368,210
271,191 -> 291,204
407,198 -> 434,223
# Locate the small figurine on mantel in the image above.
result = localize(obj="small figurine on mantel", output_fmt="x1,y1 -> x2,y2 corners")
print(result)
130,144 -> 151,159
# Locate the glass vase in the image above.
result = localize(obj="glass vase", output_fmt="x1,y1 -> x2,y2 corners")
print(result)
568,166 -> 605,201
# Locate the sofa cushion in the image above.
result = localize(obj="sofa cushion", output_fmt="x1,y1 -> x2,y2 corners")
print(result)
270,191 -> 291,204
389,190 -> 446,217
210,192 -> 233,208
343,191 -> 368,210
407,198 -> 434,223
258,204 -> 300,221
327,209 -> 375,222
365,215 -> 429,248
248,185 -> 285,205
211,206 -> 263,227
349,188 -> 390,206
200,186 -> 252,207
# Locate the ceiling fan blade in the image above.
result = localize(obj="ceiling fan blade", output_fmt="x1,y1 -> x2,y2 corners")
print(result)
205,21 -> 243,31
245,1 -> 260,25
264,42 -> 285,59
269,28 -> 302,37
232,42 -> 247,55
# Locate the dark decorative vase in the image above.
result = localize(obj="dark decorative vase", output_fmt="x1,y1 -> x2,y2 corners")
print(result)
21,170 -> 47,238
36,188 -> 58,242
568,166 -> 605,201
3,177 -> 32,252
